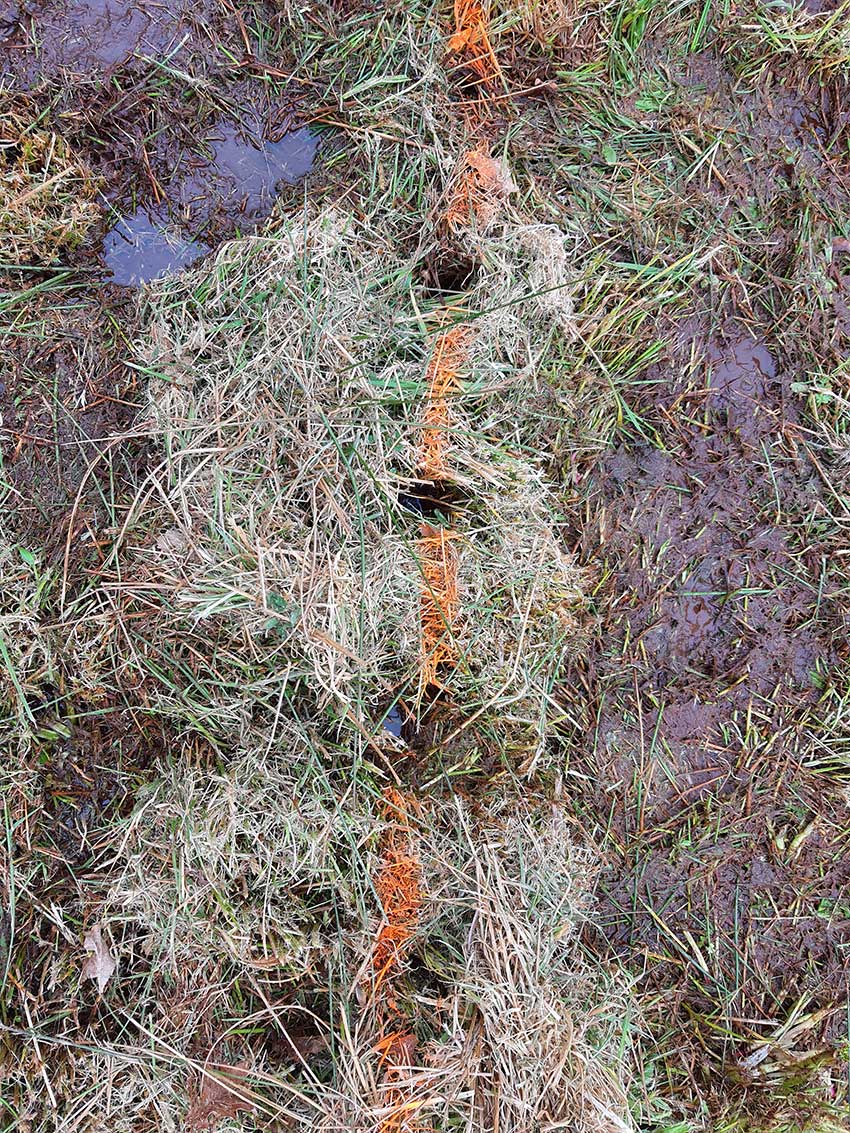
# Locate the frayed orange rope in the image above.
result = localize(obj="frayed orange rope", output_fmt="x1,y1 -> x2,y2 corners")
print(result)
370,793 -> 426,1132
372,790 -> 422,994
444,148 -> 516,233
419,325 -> 469,481
375,1031 -> 427,1133
419,524 -> 459,690
447,0 -> 503,89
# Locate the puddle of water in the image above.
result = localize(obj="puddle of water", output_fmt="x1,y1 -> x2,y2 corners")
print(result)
104,208 -> 209,285
105,126 -> 317,285
179,125 -> 318,218
41,0 -> 154,69
384,706 -> 404,738
705,336 -> 777,439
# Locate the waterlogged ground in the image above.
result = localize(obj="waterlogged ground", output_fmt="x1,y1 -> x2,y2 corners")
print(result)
576,323 -> 849,1066
1,0 -> 317,539
561,49 -> 850,1115
0,0 -> 318,891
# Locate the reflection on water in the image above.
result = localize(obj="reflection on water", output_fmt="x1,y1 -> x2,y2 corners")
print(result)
182,124 -> 317,215
104,209 -> 208,285
105,126 -> 318,285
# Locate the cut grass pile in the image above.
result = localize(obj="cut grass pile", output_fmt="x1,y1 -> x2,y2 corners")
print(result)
4,742 -> 646,1130
82,208 -> 587,768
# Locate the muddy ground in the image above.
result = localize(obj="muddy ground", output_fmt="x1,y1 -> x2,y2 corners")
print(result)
561,52 -> 850,1118
570,318 -> 850,1109
1,0 -> 318,549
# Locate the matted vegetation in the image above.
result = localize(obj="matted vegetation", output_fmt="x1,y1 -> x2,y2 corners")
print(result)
0,96 -> 99,266
2,1 -> 850,1131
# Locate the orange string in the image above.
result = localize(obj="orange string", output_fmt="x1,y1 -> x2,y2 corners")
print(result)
447,0 -> 503,90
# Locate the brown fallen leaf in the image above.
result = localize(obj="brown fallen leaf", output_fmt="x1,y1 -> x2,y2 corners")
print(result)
186,1061 -> 257,1131
81,924 -> 116,993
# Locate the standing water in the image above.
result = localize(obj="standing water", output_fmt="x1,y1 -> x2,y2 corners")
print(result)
104,126 -> 318,285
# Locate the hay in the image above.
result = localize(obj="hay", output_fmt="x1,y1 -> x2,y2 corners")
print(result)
0,100 -> 99,265
418,804 -> 637,1133
315,801 -> 640,1132
88,206 -> 586,764
101,732 -> 379,979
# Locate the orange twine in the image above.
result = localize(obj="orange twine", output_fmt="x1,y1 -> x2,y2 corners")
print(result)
444,148 -> 515,232
419,325 -> 469,481
447,0 -> 503,90
418,524 -> 460,691
370,792 -> 426,1131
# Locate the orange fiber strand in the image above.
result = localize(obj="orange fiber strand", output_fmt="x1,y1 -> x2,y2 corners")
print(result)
368,797 -> 427,1131
447,0 -> 503,89
375,1032 -> 427,1133
372,792 -> 422,994
419,524 -> 459,690
419,326 -> 469,481
444,148 -> 516,233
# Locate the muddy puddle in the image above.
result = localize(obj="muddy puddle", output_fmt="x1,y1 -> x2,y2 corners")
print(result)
2,0 -> 319,282
103,209 -> 210,285
104,124 -> 316,284
6,0 -> 215,78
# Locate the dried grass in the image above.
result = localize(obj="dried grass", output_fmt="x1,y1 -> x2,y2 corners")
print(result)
100,733 -> 379,980
0,100 -> 99,265
77,207 -> 586,764
316,802 -> 640,1132
0,542 -> 55,756
414,804 -> 637,1132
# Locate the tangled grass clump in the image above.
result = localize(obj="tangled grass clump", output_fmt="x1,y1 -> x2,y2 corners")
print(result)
84,207 -> 587,767
0,100 -> 99,265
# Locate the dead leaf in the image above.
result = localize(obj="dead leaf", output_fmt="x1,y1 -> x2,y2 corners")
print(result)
186,1061 -> 257,1131
81,924 -> 116,993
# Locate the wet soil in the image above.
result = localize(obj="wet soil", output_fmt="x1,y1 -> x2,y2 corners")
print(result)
570,315 -> 850,1106
34,708 -> 164,860
524,39 -> 850,1114
0,3 -> 320,1043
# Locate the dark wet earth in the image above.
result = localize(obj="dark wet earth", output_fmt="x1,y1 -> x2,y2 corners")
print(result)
571,317 -> 850,1105
3,0 -> 318,281
0,0 -> 319,894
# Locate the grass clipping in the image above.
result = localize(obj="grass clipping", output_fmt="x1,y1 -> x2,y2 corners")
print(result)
105,208 -> 585,765
319,801 -> 638,1132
